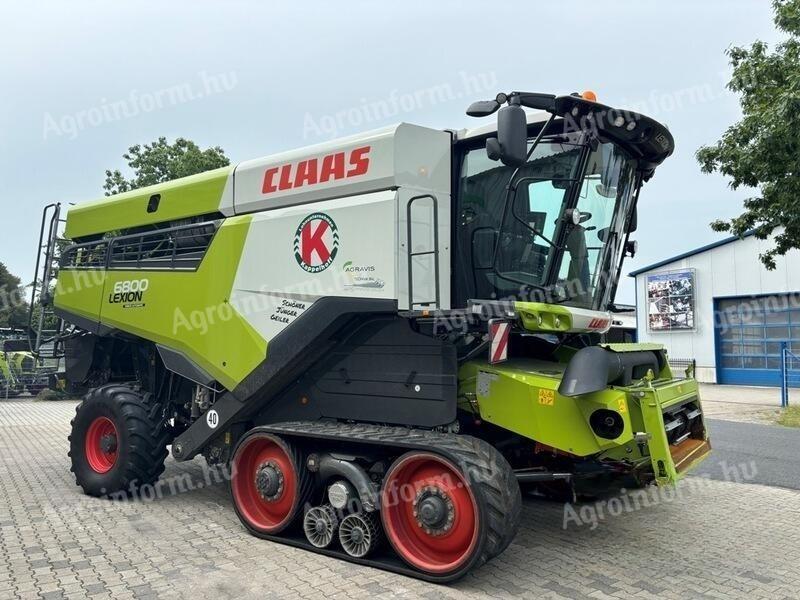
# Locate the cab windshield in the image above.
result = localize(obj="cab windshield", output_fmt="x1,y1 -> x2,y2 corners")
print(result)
455,136 -> 637,310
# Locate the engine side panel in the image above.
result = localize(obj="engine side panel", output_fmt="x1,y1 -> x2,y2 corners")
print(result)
291,316 -> 457,426
56,215 -> 267,390
229,190 -> 399,344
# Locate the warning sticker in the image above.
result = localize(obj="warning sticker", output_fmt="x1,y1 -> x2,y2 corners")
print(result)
538,389 -> 555,406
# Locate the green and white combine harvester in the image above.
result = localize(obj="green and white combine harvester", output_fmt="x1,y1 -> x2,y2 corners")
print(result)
41,90 -> 710,581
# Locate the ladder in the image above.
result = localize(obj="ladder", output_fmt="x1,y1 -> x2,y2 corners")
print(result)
28,203 -> 66,359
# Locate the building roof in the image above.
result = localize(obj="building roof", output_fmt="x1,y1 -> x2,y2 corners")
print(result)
628,230 -> 755,277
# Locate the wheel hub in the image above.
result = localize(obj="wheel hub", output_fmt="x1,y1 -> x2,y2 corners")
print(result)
255,461 -> 284,501
99,433 -> 117,454
314,519 -> 328,535
413,485 -> 455,535
349,525 -> 365,544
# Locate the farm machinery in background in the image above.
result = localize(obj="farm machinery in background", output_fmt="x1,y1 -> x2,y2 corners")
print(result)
0,331 -> 54,397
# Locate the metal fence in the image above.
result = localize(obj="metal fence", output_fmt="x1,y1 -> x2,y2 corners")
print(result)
668,357 -> 696,380
781,343 -> 800,407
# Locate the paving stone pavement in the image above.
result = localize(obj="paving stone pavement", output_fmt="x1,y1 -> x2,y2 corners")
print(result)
1,399 -> 800,600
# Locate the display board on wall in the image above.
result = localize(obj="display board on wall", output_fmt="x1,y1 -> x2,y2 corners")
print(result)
646,269 -> 695,331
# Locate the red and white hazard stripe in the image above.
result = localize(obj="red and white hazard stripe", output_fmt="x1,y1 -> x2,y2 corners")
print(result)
489,320 -> 510,364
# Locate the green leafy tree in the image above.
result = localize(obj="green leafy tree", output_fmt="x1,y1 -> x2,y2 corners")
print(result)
0,263 -> 29,329
696,0 -> 800,269
104,137 -> 230,196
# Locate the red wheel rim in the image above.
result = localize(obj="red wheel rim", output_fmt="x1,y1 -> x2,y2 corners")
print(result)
381,452 -> 479,575
231,434 -> 300,534
85,416 -> 118,474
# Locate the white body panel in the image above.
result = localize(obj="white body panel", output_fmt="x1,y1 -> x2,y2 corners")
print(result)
228,123 -> 453,342
231,190 -> 399,342
564,306 -> 612,333
232,123 -> 451,215
230,184 -> 452,342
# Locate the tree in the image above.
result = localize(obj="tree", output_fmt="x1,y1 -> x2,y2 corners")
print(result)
0,263 -> 29,329
696,0 -> 800,269
104,137 -> 230,196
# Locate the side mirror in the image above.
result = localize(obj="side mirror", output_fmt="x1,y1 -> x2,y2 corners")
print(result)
466,99 -> 500,117
488,105 -> 528,167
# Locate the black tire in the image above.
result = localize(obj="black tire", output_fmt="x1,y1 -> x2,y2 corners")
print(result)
69,384 -> 170,497
381,436 -> 522,577
230,431 -> 315,535
456,436 -> 522,561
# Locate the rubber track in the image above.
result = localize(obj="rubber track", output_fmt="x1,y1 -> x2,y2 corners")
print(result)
241,421 -> 522,582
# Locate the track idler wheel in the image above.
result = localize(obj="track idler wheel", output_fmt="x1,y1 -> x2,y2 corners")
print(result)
231,432 -> 312,535
303,505 -> 339,548
339,512 -> 380,558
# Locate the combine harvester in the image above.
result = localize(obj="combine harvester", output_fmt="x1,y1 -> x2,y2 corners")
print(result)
35,90 -> 710,581
0,352 -> 23,398
1,336 -> 52,395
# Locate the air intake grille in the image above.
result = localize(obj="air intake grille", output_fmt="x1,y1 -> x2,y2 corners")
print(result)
108,222 -> 217,270
60,241 -> 109,269
61,221 -> 218,271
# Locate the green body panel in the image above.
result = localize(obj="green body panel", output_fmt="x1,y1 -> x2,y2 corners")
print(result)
54,270 -> 108,322
631,378 -> 708,485
8,352 -> 35,374
64,166 -> 233,239
460,345 -> 709,486
513,302 -> 574,333
55,215 -> 267,390
459,359 -> 632,456
602,342 -> 665,353
0,353 -> 13,382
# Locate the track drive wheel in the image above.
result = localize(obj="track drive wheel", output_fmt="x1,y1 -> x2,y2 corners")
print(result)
381,447 -> 520,577
231,431 -> 313,535
69,384 -> 170,497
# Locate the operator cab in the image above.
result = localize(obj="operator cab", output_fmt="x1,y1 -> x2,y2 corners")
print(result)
453,92 -> 674,313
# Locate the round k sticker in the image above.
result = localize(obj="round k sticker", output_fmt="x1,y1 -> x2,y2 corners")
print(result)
294,212 -> 339,273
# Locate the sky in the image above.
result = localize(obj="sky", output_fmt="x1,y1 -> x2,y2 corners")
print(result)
0,0 -> 783,304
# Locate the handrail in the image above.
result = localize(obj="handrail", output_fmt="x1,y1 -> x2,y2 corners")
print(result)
406,194 -> 440,310
28,203 -> 62,354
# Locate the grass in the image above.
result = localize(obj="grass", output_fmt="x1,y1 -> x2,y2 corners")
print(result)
775,405 -> 800,428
